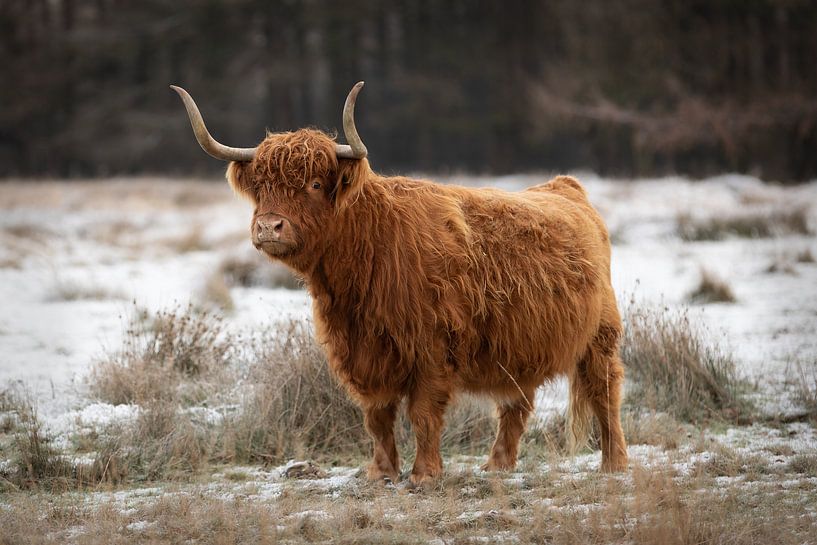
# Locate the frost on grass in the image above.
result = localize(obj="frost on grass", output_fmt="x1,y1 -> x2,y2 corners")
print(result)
3,442 -> 817,545
1,301 -> 816,542
0,386 -> 121,491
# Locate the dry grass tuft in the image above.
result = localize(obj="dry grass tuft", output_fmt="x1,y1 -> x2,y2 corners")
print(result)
677,207 -> 811,241
694,444 -> 772,478
167,227 -> 211,253
0,387 -> 113,491
47,278 -> 125,302
687,268 -> 736,304
121,403 -> 212,480
786,453 -> 817,476
218,252 -> 303,290
438,397 -> 496,455
1,389 -> 68,490
796,247 -> 815,263
621,301 -> 751,423
88,305 -> 233,406
199,269 -> 235,311
2,223 -> 53,243
621,410 -> 684,450
219,319 -> 369,465
764,259 -> 798,275
791,358 -> 817,420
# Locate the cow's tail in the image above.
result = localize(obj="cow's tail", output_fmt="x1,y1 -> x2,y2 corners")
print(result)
567,365 -> 593,454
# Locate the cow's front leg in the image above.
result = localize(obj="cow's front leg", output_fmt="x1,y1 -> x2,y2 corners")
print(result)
407,387 -> 450,487
482,386 -> 535,472
363,401 -> 400,482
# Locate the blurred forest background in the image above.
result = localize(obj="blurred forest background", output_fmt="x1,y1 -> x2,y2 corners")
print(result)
2,0 -> 816,181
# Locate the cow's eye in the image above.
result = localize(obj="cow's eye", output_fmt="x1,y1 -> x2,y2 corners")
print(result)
311,181 -> 322,190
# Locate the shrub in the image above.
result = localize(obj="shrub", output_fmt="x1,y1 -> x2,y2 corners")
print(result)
621,301 -> 751,423
88,305 -> 234,405
218,320 -> 368,464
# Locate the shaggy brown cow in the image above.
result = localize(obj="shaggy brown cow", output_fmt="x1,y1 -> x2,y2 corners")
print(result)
172,82 -> 628,486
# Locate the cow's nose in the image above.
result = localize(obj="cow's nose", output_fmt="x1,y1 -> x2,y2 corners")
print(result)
253,215 -> 289,245
268,218 -> 285,235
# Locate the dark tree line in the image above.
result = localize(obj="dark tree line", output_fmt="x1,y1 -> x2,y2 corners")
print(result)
2,0 -> 816,181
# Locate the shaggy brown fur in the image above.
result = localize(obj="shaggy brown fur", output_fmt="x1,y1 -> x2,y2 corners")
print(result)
228,129 -> 628,485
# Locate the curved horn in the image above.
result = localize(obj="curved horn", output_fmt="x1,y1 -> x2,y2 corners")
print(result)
335,81 -> 368,159
170,85 -> 257,162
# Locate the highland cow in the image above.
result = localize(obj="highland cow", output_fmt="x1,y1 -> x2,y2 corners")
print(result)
172,82 -> 628,486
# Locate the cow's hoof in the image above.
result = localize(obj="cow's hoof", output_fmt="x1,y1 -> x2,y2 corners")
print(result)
480,459 -> 515,472
365,465 -> 399,484
400,471 -> 437,492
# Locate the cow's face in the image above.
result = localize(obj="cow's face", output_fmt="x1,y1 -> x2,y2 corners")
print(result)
171,82 -> 368,268
227,129 -> 364,266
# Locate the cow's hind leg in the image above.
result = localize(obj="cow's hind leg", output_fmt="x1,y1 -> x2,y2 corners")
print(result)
482,386 -> 535,472
363,401 -> 400,482
576,324 -> 628,472
407,387 -> 450,487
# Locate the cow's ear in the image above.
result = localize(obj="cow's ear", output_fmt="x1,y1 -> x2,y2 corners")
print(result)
226,161 -> 255,202
332,158 -> 368,210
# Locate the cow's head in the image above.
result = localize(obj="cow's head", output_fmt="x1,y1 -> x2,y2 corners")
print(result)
171,83 -> 369,267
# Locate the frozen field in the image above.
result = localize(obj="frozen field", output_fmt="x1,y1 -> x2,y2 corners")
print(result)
1,174 -> 816,542
1,174 -> 814,416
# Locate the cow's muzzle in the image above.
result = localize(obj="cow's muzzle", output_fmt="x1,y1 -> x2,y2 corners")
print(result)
252,214 -> 295,253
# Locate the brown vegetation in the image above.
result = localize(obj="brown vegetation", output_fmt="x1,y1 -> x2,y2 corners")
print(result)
3,300 -> 810,543
620,301 -> 751,423
796,247 -> 815,263
677,208 -> 812,241
1,452 -> 815,545
217,253 -> 302,290
88,306 -> 233,406
792,359 -> 817,421
47,278 -> 125,303
687,268 -> 736,304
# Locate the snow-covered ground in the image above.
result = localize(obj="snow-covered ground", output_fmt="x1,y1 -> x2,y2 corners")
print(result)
1,174 -> 815,419
2,174 -> 817,542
